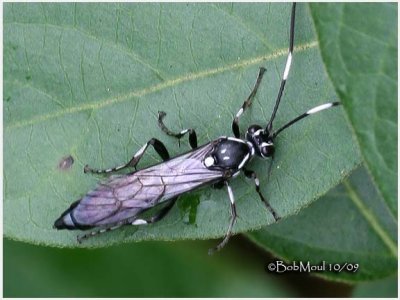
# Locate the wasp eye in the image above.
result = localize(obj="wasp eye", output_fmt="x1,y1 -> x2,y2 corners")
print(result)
261,144 -> 275,157
247,124 -> 262,135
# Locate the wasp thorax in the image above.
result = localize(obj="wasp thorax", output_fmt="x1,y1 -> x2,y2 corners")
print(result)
245,125 -> 274,158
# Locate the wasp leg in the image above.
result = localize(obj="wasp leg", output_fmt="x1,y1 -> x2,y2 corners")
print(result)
132,197 -> 178,225
232,67 -> 267,138
243,168 -> 280,221
158,111 -> 197,149
208,181 -> 237,255
77,198 -> 178,243
84,138 -> 170,174
212,180 -> 225,190
77,220 -> 128,243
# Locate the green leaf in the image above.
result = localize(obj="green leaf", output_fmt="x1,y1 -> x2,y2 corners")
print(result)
4,3 -> 360,247
246,3 -> 397,284
309,3 -> 398,216
247,166 -> 397,282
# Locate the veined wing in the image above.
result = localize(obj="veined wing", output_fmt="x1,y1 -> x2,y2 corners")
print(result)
66,142 -> 222,228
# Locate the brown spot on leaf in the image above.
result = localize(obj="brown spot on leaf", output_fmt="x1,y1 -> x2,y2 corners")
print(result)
58,155 -> 74,171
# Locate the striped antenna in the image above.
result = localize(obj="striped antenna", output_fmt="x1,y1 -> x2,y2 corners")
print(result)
271,102 -> 341,139
266,3 -> 297,133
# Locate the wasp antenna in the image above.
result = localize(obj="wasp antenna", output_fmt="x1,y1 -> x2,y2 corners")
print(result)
266,3 -> 296,133
271,102 -> 341,138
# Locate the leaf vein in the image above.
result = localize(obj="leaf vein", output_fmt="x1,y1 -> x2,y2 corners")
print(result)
343,179 -> 397,258
5,21 -> 166,81
5,41 -> 318,131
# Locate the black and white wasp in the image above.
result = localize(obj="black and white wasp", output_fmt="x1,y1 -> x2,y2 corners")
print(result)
54,3 -> 340,253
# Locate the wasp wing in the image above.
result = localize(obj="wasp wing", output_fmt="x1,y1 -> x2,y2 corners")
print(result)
56,142 -> 222,229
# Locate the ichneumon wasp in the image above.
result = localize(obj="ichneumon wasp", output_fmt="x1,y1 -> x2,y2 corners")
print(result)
55,3 -> 340,254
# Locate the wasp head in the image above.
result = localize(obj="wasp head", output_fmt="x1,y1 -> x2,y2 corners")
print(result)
245,124 -> 274,158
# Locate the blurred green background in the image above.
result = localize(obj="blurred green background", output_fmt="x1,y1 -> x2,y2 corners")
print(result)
4,236 -> 397,297
2,237 -> 330,297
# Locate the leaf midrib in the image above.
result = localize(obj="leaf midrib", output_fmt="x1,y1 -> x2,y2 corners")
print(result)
343,179 -> 398,258
5,41 -> 318,131
250,230 -> 397,259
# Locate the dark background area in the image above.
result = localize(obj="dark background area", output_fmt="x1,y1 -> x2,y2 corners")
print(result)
5,235 -> 358,297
